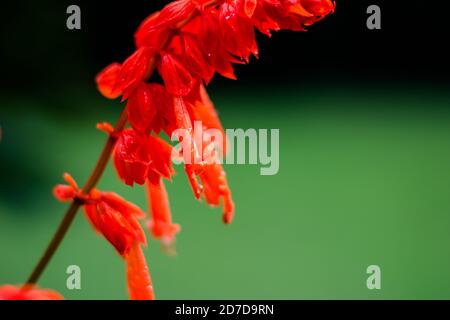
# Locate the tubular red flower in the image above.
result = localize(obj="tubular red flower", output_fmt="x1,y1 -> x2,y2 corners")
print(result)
146,178 -> 180,244
200,163 -> 235,224
84,191 -> 147,256
54,174 -> 146,256
114,129 -> 174,186
114,129 -> 151,186
125,243 -> 155,300
0,285 -> 63,300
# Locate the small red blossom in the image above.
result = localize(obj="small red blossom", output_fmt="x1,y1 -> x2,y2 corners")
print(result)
96,47 -> 156,101
146,178 -> 180,245
0,285 -> 63,300
54,173 -> 146,256
53,174 -> 154,299
114,129 -> 174,186
125,243 -> 155,300
83,190 -> 147,256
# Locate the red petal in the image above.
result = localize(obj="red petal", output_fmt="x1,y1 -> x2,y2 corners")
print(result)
146,179 -> 180,242
149,0 -> 196,30
53,185 -> 76,202
179,34 -> 213,83
135,12 -> 172,48
220,3 -> 257,61
114,129 -> 151,186
185,164 -> 202,199
158,53 -> 195,96
127,83 -> 158,134
243,0 -> 257,17
147,135 -> 174,182
199,163 -> 235,224
125,243 -> 155,300
95,63 -> 122,99
115,47 -> 155,100
299,0 -> 336,16
101,192 -> 146,219
84,195 -> 146,256
197,11 -> 237,80
0,285 -> 63,300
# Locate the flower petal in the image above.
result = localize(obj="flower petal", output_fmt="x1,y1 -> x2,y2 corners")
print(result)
125,243 -> 155,300
95,63 -> 122,99
159,53 -> 195,96
0,285 -> 63,300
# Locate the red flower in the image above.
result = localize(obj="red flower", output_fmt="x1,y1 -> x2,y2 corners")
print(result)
114,129 -> 174,186
83,190 -> 147,256
0,285 -> 63,300
53,174 -> 155,299
54,173 -> 146,256
146,178 -> 180,245
125,243 -> 155,300
96,47 -> 155,101
185,161 -> 235,223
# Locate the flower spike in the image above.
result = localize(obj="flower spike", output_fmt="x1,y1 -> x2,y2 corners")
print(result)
38,0 -> 334,301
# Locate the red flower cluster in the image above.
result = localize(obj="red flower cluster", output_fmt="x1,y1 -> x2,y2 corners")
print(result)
1,0 -> 333,300
97,0 -> 335,230
94,0 -> 334,300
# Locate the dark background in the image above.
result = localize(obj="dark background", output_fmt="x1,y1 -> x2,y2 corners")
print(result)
1,0 -> 449,99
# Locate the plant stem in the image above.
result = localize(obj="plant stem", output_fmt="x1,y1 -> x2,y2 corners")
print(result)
25,109 -> 128,285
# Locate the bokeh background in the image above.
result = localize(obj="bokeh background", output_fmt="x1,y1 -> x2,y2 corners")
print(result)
1,0 -> 450,299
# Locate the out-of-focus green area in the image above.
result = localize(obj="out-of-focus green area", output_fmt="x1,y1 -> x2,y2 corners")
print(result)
2,85 -> 450,299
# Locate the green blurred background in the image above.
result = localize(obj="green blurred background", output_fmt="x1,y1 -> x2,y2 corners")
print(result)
1,0 -> 450,299
2,85 -> 450,299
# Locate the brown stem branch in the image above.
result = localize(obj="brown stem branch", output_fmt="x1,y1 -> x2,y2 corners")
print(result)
25,109 -> 128,285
